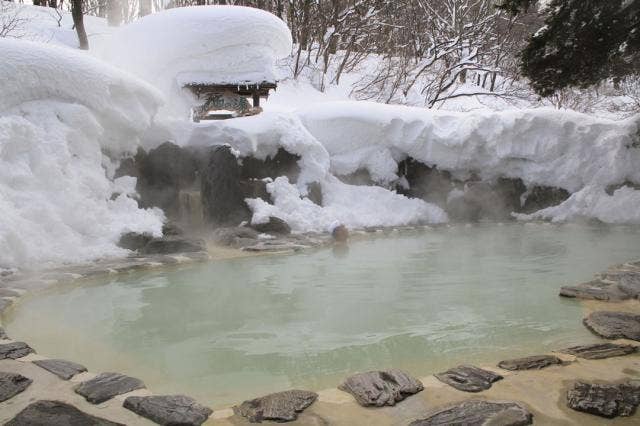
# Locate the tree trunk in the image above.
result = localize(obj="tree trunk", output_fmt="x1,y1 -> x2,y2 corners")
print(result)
139,0 -> 152,17
71,0 -> 88,50
107,0 -> 123,26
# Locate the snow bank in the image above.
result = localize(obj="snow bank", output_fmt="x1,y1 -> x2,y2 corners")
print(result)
298,101 -> 640,192
100,6 -> 292,116
246,176 -> 447,232
0,39 -> 164,270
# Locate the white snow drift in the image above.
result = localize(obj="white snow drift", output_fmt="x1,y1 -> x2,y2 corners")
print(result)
0,39 -> 164,270
100,6 -> 292,116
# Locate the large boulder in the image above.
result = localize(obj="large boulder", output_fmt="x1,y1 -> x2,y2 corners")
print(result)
234,390 -> 317,423
201,146 -> 251,226
124,395 -> 212,426
397,159 -> 454,207
435,365 -> 503,392
339,369 -> 423,407
567,381 -> 640,418
240,148 -> 300,183
5,400 -> 123,426
409,400 -> 533,426
521,186 -> 570,213
250,216 -> 291,235
583,311 -> 640,341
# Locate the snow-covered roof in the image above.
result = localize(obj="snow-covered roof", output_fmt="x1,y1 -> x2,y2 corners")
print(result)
100,6 -> 292,91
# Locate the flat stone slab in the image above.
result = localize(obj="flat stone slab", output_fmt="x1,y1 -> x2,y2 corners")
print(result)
0,372 -> 32,402
498,355 -> 562,371
560,343 -> 638,360
0,342 -> 35,359
434,365 -> 503,392
409,400 -> 533,425
75,372 -> 145,404
33,359 -> 87,380
583,311 -> 640,341
567,381 -> 640,418
124,395 -> 212,426
234,390 -> 317,423
560,280 -> 631,301
5,400 -> 123,425
339,369 -> 423,407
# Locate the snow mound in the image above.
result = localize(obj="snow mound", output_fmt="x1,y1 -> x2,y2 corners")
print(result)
298,101 -> 640,191
100,5 -> 292,115
0,39 -> 164,270
246,176 -> 447,233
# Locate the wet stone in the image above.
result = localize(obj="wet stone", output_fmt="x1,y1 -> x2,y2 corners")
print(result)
0,342 -> 34,359
561,343 -> 638,360
5,400 -> 123,426
339,369 -> 423,407
124,394 -> 213,426
250,216 -> 291,235
435,365 -> 503,392
140,237 -> 205,255
33,359 -> 87,380
234,390 -> 317,423
409,399 -> 533,426
559,279 -> 631,301
75,372 -> 145,404
567,381 -> 640,418
0,372 -> 32,402
583,311 -> 640,341
497,355 -> 562,371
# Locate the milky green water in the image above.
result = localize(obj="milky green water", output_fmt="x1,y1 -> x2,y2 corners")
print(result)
6,223 -> 640,408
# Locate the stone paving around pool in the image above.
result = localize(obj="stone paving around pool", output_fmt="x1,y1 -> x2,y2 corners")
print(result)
0,253 -> 639,424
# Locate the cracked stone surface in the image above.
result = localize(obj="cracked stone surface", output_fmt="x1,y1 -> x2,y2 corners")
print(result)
339,369 -> 423,407
124,395 -> 212,426
33,359 -> 87,380
75,372 -> 145,404
5,400 -> 123,426
0,342 -> 34,360
583,311 -> 640,341
497,355 -> 563,371
559,279 -> 631,301
234,390 -> 317,423
0,372 -> 32,402
409,399 -> 533,425
434,365 -> 503,392
561,343 -> 638,359
567,381 -> 640,418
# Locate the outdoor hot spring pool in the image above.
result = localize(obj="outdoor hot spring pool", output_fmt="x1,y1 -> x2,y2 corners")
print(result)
6,223 -> 640,408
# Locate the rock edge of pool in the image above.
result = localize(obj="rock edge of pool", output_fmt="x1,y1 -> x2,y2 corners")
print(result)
0,226 -> 640,425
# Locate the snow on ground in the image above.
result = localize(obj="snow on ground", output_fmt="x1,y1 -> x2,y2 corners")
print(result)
0,38 -> 164,270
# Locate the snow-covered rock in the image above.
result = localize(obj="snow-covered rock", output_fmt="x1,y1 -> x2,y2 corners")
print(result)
0,38 -> 164,270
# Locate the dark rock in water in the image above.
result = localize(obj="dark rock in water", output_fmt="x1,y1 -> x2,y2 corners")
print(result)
559,279 -> 631,301
560,343 -> 638,360
201,145 -> 251,226
5,400 -> 123,426
409,399 -> 533,426
124,394 -> 213,426
567,381 -> 640,418
117,232 -> 153,251
0,342 -> 34,359
397,159 -> 454,207
240,148 -> 300,183
212,226 -> 259,247
583,311 -> 640,341
234,390 -> 317,423
140,237 -> 205,255
497,355 -> 562,371
435,365 -> 503,392
239,179 -> 272,203
521,186 -> 570,213
0,372 -> 32,402
339,369 -> 423,407
306,182 -> 323,206
136,142 -> 199,218
33,359 -> 87,380
251,216 -> 291,235
75,372 -> 145,404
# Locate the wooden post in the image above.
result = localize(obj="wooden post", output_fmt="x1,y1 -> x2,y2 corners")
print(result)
252,91 -> 260,108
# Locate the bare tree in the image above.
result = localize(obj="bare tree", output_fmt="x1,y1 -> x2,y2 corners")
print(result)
71,0 -> 88,49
